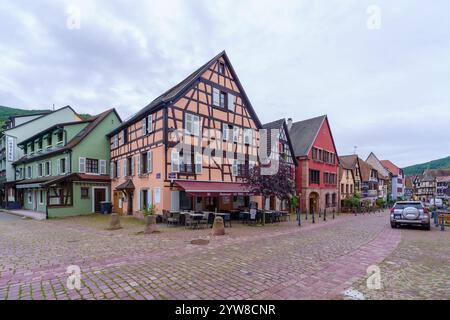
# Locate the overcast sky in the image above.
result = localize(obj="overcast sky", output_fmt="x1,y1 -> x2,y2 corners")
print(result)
0,0 -> 449,167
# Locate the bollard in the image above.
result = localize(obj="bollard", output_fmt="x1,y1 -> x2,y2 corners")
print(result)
305,211 -> 308,220
318,210 -> 321,218
434,211 -> 439,227
441,214 -> 445,231
312,211 -> 315,224
297,209 -> 301,227
323,209 -> 326,221
333,210 -> 335,220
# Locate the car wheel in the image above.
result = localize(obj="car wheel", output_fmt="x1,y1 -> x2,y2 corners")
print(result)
391,222 -> 396,228
424,224 -> 431,231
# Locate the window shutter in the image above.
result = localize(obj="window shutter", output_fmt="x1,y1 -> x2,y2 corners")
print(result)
147,189 -> 153,208
79,157 -> 86,173
131,157 -> 135,176
117,161 -> 120,178
232,160 -> 237,176
123,159 -> 127,176
56,160 -> 60,175
185,114 -> 192,134
100,160 -> 106,174
193,115 -> 200,136
65,157 -> 68,174
222,123 -> 229,141
137,190 -> 141,211
137,155 -> 141,175
195,153 -> 202,174
49,161 -> 52,176
147,151 -> 152,173
142,118 -> 146,135
227,93 -> 235,112
213,88 -> 220,106
148,115 -> 153,133
110,162 -> 114,179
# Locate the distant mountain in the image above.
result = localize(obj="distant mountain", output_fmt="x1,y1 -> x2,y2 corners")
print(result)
403,156 -> 450,176
0,106 -> 93,130
0,105 -> 52,129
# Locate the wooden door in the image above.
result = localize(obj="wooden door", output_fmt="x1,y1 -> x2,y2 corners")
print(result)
94,188 -> 106,213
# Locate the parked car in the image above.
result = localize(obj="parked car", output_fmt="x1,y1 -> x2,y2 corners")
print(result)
390,201 -> 430,230
429,198 -> 444,208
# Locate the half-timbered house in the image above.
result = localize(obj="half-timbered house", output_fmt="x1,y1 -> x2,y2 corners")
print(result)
261,118 -> 297,210
107,51 -> 263,216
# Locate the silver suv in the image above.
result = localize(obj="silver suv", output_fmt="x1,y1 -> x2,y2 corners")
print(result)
390,201 -> 430,230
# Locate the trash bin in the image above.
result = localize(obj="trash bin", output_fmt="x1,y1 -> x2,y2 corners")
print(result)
100,201 -> 112,214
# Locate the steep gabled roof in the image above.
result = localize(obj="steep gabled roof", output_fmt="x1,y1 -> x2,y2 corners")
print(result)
340,154 -> 358,170
262,118 -> 298,166
380,159 -> 401,176
358,157 -> 374,182
107,50 -> 262,137
289,115 -> 327,157
13,108 -> 120,165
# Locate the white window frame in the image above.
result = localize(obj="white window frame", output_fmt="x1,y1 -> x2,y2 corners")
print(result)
222,123 -> 229,141
233,126 -> 240,143
185,113 -> 200,136
213,88 -> 220,107
39,189 -> 44,205
142,118 -> 147,135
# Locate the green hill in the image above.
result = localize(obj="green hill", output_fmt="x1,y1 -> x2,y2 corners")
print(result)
0,105 -> 52,129
403,156 -> 450,176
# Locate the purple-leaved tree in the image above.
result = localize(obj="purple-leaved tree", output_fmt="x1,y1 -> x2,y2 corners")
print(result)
242,159 -> 296,225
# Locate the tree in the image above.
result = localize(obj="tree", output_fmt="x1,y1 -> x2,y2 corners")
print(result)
242,159 -> 296,225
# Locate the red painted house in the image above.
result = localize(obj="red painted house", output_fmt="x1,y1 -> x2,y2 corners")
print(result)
288,115 -> 339,214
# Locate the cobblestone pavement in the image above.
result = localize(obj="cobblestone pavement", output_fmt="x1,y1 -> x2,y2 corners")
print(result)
0,211 -> 447,300
350,223 -> 450,300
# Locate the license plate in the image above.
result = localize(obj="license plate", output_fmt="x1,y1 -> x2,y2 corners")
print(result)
394,214 -> 402,219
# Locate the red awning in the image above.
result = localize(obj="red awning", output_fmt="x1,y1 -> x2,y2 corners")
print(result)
173,180 -> 254,196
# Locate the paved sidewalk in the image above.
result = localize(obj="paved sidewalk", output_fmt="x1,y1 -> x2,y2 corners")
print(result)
0,209 -> 46,221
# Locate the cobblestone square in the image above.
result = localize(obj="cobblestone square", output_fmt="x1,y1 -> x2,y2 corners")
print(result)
0,211 -> 448,300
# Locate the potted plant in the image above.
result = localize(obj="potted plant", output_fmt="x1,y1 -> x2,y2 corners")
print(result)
142,205 -> 157,234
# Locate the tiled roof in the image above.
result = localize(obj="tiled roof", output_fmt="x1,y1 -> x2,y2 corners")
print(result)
380,160 -> 401,176
289,115 -> 326,157
340,155 -> 358,170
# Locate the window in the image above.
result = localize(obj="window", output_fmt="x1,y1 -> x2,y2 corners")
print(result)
341,183 -> 344,193
244,129 -> 252,145
227,93 -> 235,112
309,169 -> 320,184
47,134 -> 52,147
57,131 -> 63,143
332,193 -> 337,205
113,134 -> 118,148
80,187 -> 89,199
38,139 -> 43,150
141,152 -> 148,174
119,130 -> 124,146
171,150 -> 180,172
350,185 -> 353,194
86,158 -> 99,174
142,114 -> 153,135
38,163 -> 43,177
218,62 -> 225,75
59,158 -> 67,174
122,129 -> 128,144
27,166 -> 32,178
45,161 -> 51,176
30,143 -> 35,153
24,145 -> 27,155
195,153 -> 202,174
346,184 -> 349,194
185,113 -> 200,136
28,191 -> 32,204
39,190 -> 44,205
213,88 -> 226,108
124,157 -> 133,176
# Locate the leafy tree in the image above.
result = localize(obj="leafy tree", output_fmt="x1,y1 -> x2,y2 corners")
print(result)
243,159 -> 296,225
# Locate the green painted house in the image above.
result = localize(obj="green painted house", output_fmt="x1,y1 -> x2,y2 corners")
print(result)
12,109 -> 121,218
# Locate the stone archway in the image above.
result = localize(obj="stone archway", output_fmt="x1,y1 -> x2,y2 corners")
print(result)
309,192 -> 319,214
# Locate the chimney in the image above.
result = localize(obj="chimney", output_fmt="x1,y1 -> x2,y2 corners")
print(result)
287,118 -> 293,131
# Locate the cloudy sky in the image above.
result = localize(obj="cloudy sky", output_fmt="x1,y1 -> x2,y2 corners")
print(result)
0,0 -> 449,167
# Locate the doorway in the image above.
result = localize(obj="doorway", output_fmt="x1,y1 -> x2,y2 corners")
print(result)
93,188 -> 106,213
113,191 -> 123,214
309,192 -> 319,214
